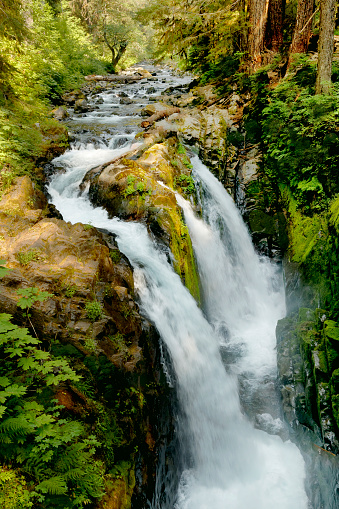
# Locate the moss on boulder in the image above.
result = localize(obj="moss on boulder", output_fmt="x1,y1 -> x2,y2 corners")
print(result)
84,137 -> 200,304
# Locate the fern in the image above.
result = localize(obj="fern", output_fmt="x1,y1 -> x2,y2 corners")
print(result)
0,416 -> 33,438
0,285 -> 104,506
36,476 -> 68,495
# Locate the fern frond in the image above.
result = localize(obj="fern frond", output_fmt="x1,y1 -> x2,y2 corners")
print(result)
55,446 -> 82,472
63,467 -> 84,481
0,416 -> 33,437
36,475 -> 68,495
81,473 -> 104,498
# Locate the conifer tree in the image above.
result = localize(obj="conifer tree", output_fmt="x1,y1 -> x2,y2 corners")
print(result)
316,0 -> 336,94
289,0 -> 315,56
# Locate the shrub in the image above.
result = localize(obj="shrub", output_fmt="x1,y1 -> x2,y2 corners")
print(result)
85,301 -> 103,322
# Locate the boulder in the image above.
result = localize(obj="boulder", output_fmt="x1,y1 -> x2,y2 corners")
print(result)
74,98 -> 90,113
52,106 -> 69,120
83,138 -> 200,303
119,97 -> 134,105
62,90 -> 85,105
140,103 -> 169,117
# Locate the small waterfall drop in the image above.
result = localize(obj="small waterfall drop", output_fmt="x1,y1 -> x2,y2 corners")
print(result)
48,142 -> 307,509
46,66 -> 310,509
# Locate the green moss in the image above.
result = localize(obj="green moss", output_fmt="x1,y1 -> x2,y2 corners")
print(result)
282,186 -> 327,264
105,461 -> 136,509
85,301 -> 103,322
174,174 -> 196,197
16,249 -> 40,266
281,185 -> 339,315
156,208 -> 200,304
110,250 -> 121,263
323,320 -> 339,373
329,195 -> 339,232
0,468 -> 33,509
314,348 -> 329,375
298,308 -> 316,322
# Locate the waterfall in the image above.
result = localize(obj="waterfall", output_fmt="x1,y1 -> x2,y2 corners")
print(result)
48,140 -> 307,509
46,65 -> 311,508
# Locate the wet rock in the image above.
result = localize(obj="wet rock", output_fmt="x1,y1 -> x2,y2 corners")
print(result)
140,103 -> 169,117
52,106 -> 69,120
83,138 -> 200,303
74,98 -> 90,113
277,309 -> 339,454
62,90 -> 85,105
119,97 -> 134,105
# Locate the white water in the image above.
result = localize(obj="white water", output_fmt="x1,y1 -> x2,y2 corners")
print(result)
48,137 -> 307,509
48,65 -> 309,508
177,156 -> 285,380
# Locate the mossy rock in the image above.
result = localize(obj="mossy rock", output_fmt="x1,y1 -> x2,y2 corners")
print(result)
331,393 -> 339,429
298,307 -> 316,322
323,320 -> 339,372
324,320 -> 339,340
329,195 -> 339,233
99,461 -> 136,509
84,141 -> 201,303
330,369 -> 339,428
249,209 -> 276,235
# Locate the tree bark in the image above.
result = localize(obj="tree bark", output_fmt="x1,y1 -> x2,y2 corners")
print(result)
265,0 -> 285,52
111,42 -> 128,69
316,0 -> 336,94
247,0 -> 270,69
140,107 -> 181,129
289,0 -> 315,55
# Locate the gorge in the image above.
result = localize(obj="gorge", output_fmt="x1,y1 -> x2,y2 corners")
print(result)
44,65 -> 337,507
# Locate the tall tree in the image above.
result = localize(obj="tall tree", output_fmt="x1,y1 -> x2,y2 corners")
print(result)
265,0 -> 285,52
69,0 -> 147,71
316,0 -> 336,94
289,0 -> 315,56
247,0 -> 270,68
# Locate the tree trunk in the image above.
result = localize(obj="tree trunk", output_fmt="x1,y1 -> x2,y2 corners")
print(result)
289,0 -> 315,55
265,0 -> 285,52
247,0 -> 270,69
111,42 -> 128,69
316,0 -> 336,94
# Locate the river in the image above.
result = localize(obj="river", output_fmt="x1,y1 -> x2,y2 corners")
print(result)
47,64 -> 320,508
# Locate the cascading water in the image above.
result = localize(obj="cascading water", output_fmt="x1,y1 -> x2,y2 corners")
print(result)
47,65 -> 310,508
176,156 -> 288,422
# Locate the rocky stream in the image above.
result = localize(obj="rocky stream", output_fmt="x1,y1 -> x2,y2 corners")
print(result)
1,63 -> 339,508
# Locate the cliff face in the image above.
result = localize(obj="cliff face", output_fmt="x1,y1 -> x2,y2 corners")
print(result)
0,171 -> 177,508
147,70 -> 339,467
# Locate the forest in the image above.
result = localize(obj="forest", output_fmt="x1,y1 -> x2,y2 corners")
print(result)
1,0 -> 339,508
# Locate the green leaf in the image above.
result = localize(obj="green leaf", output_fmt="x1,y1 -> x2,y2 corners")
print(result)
36,476 -> 68,495
0,384 -> 27,401
0,377 -> 11,388
17,287 -> 53,309
17,357 -> 40,370
0,260 -> 9,278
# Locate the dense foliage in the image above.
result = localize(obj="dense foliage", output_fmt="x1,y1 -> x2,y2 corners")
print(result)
241,58 -> 339,211
0,274 -> 104,507
234,57 -> 339,318
0,0 -> 152,181
0,261 -> 148,508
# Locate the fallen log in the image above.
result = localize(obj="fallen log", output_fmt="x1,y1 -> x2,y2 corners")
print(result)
84,74 -> 142,83
140,106 -> 181,129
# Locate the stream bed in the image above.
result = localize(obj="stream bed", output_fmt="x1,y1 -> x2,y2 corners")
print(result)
47,64 -> 337,508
